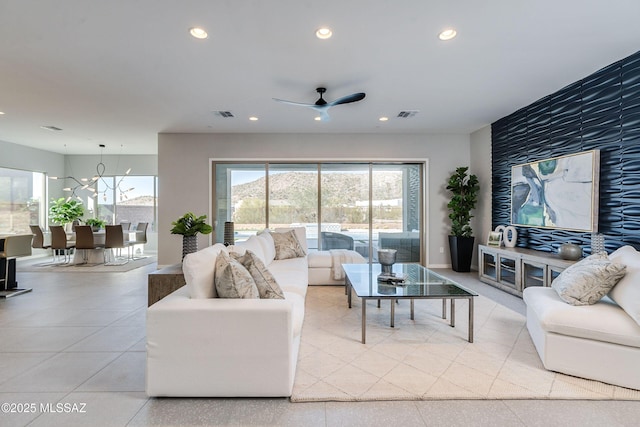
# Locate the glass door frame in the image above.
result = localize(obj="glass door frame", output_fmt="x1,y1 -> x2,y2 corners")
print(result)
211,159 -> 428,265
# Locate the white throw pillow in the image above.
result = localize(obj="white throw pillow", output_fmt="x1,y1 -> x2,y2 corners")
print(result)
214,251 -> 260,299
551,253 -> 626,306
609,245 -> 640,325
230,250 -> 284,299
183,243 -> 226,299
256,230 -> 276,264
271,229 -> 307,260
236,235 -> 266,263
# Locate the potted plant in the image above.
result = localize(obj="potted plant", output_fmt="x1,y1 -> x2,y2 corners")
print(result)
49,198 -> 84,230
446,167 -> 480,272
85,218 -> 106,231
170,212 -> 213,259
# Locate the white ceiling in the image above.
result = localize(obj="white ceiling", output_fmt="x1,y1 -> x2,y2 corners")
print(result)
1,1 -> 640,155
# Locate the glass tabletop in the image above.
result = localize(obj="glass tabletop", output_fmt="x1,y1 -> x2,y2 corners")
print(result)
342,263 -> 478,299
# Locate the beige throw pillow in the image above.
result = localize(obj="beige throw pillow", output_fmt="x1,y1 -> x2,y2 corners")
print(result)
231,250 -> 284,299
271,229 -> 306,260
551,253 -> 626,306
214,251 -> 259,299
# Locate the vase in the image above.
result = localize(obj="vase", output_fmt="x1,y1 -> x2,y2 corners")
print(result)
504,226 -> 517,248
377,249 -> 397,276
559,243 -> 582,260
182,235 -> 198,260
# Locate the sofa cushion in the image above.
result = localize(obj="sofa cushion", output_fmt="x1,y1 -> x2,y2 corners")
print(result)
230,250 -> 284,299
609,245 -> 640,326
256,230 -> 276,264
268,256 -> 309,297
271,229 -> 306,260
524,287 -> 640,348
214,251 -> 260,299
183,243 -> 226,299
551,253 -> 626,305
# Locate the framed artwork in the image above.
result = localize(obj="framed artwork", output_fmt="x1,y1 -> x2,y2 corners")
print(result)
511,150 -> 600,232
487,231 -> 502,247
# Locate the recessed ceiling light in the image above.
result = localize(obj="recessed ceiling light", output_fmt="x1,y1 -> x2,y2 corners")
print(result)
314,116 -> 322,121
0,111 -> 5,115
438,28 -> 457,41
315,27 -> 332,39
189,27 -> 208,39
249,116 -> 259,121
379,117 -> 389,122
40,125 -> 63,131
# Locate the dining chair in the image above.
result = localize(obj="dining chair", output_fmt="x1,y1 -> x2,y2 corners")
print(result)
74,225 -> 104,265
30,224 -> 54,264
129,222 -> 148,259
104,224 -> 132,265
120,222 -> 131,231
50,225 -> 76,264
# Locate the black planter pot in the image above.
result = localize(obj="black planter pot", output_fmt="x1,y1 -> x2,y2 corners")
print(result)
448,235 -> 475,272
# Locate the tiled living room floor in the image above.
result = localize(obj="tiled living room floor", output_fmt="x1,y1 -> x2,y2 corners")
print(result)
1,258 -> 639,426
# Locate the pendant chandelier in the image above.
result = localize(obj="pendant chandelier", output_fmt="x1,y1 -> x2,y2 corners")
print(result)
50,144 -> 134,202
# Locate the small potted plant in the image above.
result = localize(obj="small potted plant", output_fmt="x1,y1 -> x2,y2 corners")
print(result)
49,198 -> 84,231
170,212 -> 213,259
85,218 -> 106,231
446,167 -> 480,272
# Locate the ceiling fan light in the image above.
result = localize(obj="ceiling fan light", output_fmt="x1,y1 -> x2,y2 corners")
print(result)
315,27 -> 332,39
189,27 -> 208,39
439,28 -> 457,41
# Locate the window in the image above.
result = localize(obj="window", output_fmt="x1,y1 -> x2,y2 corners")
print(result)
213,162 -> 424,262
0,167 -> 46,234
96,175 -> 157,231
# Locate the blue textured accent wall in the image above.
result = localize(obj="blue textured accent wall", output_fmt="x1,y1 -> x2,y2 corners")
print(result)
492,50 -> 640,254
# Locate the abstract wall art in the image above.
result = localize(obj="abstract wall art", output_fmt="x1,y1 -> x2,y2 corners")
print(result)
511,150 -> 600,232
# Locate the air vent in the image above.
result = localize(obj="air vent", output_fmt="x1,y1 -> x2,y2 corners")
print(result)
213,111 -> 235,118
40,125 -> 63,131
397,110 -> 419,118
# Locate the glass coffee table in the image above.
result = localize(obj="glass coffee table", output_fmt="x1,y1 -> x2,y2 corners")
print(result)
343,263 -> 478,344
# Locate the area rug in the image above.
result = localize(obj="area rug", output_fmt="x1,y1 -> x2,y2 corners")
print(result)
17,256 -> 156,273
291,286 -> 640,402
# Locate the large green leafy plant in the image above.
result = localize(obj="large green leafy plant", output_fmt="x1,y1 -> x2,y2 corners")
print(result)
49,198 -> 84,225
170,213 -> 213,236
446,167 -> 480,238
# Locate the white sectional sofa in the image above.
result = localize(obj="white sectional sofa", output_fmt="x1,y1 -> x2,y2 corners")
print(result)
146,227 -> 362,397
523,245 -> 640,390
147,228 -> 309,397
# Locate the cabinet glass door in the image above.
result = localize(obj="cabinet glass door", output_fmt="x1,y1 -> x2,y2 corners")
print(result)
497,256 -> 517,289
481,251 -> 497,280
522,261 -> 546,289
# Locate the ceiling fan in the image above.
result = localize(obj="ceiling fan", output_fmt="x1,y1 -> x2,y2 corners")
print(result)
273,87 -> 366,121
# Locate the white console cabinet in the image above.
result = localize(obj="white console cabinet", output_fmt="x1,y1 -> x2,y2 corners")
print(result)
478,244 -> 577,297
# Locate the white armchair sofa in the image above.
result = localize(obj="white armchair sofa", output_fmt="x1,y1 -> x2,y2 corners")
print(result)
523,245 -> 640,390
146,228 -> 308,397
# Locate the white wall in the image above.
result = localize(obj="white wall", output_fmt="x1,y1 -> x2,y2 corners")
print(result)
158,133 -> 471,266
0,139 -> 66,198
470,125 -> 493,269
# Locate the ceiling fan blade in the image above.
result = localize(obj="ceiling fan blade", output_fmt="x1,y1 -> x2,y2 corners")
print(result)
328,92 -> 366,106
318,110 -> 331,121
272,98 -> 315,107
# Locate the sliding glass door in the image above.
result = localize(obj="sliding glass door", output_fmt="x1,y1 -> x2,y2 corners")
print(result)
213,161 -> 424,263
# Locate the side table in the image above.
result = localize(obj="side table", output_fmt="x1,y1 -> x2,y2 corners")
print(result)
148,263 -> 186,306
